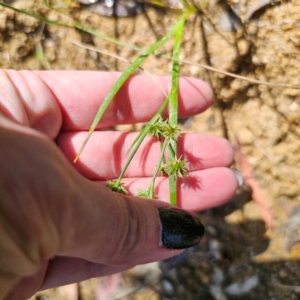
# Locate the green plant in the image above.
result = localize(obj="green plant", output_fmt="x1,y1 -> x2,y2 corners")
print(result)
0,0 -> 299,206
73,13 -> 187,205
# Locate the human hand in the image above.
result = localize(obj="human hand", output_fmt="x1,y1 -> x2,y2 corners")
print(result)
0,70 -> 239,299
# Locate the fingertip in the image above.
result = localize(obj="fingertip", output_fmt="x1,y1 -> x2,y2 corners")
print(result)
116,167 -> 239,212
217,137 -> 235,167
179,77 -> 214,115
2,70 -> 63,139
177,168 -> 240,211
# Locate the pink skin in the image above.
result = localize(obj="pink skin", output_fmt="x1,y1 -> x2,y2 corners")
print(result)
0,70 -> 239,299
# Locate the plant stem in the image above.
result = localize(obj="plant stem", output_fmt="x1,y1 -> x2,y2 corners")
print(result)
115,128 -> 149,186
149,138 -> 169,198
126,97 -> 168,155
74,14 -> 187,163
0,1 -> 73,27
168,16 -> 185,205
112,96 -> 170,190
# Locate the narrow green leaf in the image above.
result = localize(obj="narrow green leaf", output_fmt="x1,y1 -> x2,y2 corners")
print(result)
74,15 -> 186,162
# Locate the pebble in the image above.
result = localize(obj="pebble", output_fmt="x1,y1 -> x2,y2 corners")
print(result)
225,275 -> 259,296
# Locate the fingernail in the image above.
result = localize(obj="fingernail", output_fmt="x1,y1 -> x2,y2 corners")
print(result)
158,207 -> 205,250
232,169 -> 244,187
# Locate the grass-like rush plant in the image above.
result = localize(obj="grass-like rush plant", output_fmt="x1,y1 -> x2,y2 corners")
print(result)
74,13 -> 188,205
1,0 -> 299,206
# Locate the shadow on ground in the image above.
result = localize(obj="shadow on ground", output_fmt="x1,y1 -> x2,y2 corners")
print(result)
158,187 -> 300,300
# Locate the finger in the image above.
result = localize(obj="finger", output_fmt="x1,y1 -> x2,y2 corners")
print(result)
57,181 -> 184,265
97,168 -> 239,211
57,132 -> 233,179
41,257 -> 131,290
5,257 -> 115,299
38,71 -> 213,130
0,70 -> 62,139
4,262 -> 48,300
0,70 -> 213,136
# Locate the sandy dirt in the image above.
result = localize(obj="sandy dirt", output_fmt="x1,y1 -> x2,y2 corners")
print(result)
1,0 -> 300,299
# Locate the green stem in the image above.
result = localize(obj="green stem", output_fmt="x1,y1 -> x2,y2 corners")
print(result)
158,137 -> 166,164
126,96 -> 169,155
168,16 -> 185,205
0,1 -> 73,27
149,138 -> 169,198
74,15 -> 187,162
115,128 -> 149,186
114,96 -> 169,189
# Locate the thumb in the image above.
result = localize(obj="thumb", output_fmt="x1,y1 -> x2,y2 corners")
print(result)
0,117 -> 205,297
56,178 -> 206,266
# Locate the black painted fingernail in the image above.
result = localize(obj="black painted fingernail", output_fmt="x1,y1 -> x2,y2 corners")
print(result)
158,207 -> 205,250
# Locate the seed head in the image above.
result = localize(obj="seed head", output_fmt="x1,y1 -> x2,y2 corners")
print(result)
107,180 -> 128,194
